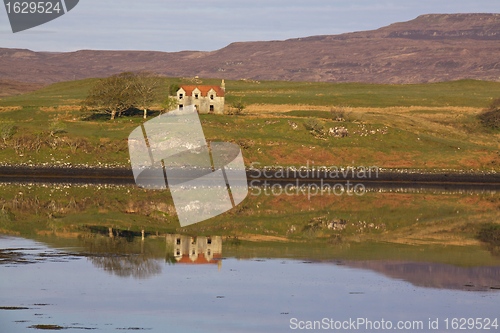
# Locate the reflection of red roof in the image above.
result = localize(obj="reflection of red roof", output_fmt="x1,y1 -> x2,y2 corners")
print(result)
179,85 -> 225,97
178,253 -> 221,264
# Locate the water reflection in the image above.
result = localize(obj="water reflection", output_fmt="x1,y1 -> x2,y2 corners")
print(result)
76,226 -> 161,279
12,228 -> 498,292
89,254 -> 161,279
73,227 -> 224,278
344,261 -> 500,291
2,236 -> 500,333
166,234 -> 222,266
85,244 -> 162,279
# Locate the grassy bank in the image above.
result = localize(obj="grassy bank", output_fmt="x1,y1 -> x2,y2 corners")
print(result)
1,183 -> 498,247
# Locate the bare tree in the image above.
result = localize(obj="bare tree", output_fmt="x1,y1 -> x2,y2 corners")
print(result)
134,72 -> 162,119
82,72 -> 137,120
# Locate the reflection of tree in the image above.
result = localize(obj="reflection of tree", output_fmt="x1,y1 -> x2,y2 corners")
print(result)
89,254 -> 161,279
165,250 -> 177,265
79,235 -> 161,279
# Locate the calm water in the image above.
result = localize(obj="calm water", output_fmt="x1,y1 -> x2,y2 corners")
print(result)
1,235 -> 499,332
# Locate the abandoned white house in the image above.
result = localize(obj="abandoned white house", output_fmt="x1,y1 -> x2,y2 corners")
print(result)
176,80 -> 225,114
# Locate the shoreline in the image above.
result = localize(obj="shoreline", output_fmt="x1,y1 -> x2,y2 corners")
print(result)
0,165 -> 499,187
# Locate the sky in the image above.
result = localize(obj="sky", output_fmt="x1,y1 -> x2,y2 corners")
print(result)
0,0 -> 499,53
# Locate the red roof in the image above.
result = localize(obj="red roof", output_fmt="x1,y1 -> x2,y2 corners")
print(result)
179,85 -> 225,97
177,253 -> 221,265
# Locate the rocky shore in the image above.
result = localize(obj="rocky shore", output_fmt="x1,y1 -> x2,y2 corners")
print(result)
0,165 -> 498,187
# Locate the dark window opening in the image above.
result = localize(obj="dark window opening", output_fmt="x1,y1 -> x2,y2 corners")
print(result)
179,104 -> 183,110
210,94 -> 214,100
194,93 -> 199,99
209,105 -> 214,112
176,249 -> 180,256
176,238 -> 181,245
179,93 -> 183,99
207,238 -> 212,244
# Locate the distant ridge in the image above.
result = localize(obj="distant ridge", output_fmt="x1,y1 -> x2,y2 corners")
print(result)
0,13 -> 499,86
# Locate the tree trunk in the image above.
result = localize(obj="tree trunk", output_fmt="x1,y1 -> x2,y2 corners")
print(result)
143,108 -> 148,119
110,110 -> 116,120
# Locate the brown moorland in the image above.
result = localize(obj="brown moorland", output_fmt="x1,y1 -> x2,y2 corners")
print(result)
0,13 -> 499,87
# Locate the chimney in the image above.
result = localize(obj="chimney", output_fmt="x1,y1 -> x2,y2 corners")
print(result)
221,79 -> 225,92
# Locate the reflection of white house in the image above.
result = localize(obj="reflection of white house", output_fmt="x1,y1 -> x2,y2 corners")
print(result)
176,80 -> 225,114
166,234 -> 222,266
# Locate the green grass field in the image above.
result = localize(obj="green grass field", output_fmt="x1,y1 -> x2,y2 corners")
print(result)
1,77 -> 499,108
0,78 -> 499,169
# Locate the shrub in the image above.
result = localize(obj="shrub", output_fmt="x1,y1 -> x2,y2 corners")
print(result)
478,98 -> 500,129
168,84 -> 180,96
330,106 -> 347,121
1,123 -> 16,144
477,223 -> 500,246
227,99 -> 246,115
49,120 -> 67,136
303,117 -> 325,134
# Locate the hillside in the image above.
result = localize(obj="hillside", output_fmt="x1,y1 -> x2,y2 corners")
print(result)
0,13 -> 499,88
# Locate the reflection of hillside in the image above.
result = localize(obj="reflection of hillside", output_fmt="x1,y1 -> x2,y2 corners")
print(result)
345,261 -> 500,291
166,234 -> 222,266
